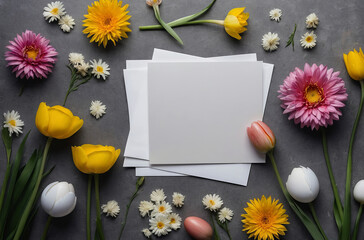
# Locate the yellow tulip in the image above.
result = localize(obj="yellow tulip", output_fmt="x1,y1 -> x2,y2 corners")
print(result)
343,48 -> 364,81
71,144 -> 121,174
223,7 -> 249,40
35,102 -> 83,139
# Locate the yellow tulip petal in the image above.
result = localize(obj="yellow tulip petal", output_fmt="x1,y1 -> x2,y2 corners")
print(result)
51,105 -> 74,117
227,7 -> 245,16
72,146 -> 90,174
58,117 -> 83,139
87,150 -> 115,174
348,51 -> 364,80
35,102 -> 50,137
114,148 -> 121,162
47,108 -> 74,139
224,15 -> 243,40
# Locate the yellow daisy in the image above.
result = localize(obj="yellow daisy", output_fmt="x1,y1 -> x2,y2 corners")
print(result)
83,0 -> 131,48
241,195 -> 289,240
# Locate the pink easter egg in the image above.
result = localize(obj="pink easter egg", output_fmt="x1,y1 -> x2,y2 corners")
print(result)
184,216 -> 213,240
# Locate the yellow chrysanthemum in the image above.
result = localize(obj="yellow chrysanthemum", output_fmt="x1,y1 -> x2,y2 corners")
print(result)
83,0 -> 131,48
241,195 -> 289,240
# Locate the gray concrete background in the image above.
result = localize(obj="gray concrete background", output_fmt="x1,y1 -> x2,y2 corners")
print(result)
0,0 -> 363,239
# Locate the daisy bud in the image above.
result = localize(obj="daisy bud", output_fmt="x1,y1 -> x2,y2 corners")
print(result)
286,166 -> 320,203
247,121 -> 276,153
146,0 -> 162,7
41,181 -> 77,217
353,180 -> 364,204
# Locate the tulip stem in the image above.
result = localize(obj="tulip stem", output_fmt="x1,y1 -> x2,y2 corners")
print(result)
94,174 -> 105,240
267,151 -> 325,240
321,129 -> 343,221
352,204 -> 363,240
342,80 -> 364,239
309,202 -> 328,240
41,216 -> 53,240
87,174 -> 92,240
13,137 -> 53,240
139,19 -> 224,30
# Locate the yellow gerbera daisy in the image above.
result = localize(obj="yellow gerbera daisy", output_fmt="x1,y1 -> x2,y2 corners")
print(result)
83,0 -> 131,48
241,195 -> 289,240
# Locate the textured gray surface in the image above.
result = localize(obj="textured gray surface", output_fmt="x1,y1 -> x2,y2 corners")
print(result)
0,0 -> 363,239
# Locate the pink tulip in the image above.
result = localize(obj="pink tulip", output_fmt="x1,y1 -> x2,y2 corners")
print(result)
247,121 -> 276,153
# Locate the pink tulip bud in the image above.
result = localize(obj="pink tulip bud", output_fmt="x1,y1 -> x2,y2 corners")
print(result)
247,121 -> 276,153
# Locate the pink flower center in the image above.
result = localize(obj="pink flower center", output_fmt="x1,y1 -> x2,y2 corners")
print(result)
304,84 -> 324,107
25,47 -> 39,60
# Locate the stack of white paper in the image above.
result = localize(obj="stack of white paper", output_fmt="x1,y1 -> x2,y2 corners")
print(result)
123,49 -> 274,186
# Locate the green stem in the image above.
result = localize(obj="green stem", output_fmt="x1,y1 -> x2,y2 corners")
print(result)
41,216 -> 53,240
352,204 -> 363,240
224,222 -> 232,240
63,92 -> 70,106
210,213 -> 220,240
309,202 -> 328,240
0,163 -> 11,213
94,174 -> 105,240
341,80 -> 364,239
140,19 -> 224,30
87,175 -> 92,240
13,137 -> 53,240
321,129 -> 343,220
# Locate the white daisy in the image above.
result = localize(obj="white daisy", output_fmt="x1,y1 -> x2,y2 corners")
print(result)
149,214 -> 171,237
101,200 -> 120,218
150,189 -> 166,203
76,61 -> 90,76
306,13 -> 319,28
202,194 -> 223,212
172,192 -> 185,208
43,1 -> 66,23
90,100 -> 106,119
90,59 -> 110,80
59,15 -> 75,32
151,201 -> 172,217
269,8 -> 282,22
68,53 -> 84,66
262,32 -> 280,52
139,201 -> 154,217
3,110 -> 24,137
168,213 -> 182,230
300,31 -> 317,49
218,207 -> 234,223
142,228 -> 152,238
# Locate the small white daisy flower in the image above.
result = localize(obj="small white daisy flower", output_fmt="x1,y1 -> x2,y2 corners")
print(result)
262,32 -> 280,52
101,200 -> 120,218
149,214 -> 171,237
150,189 -> 166,203
306,13 -> 319,29
90,59 -> 110,80
59,15 -> 75,32
139,201 -> 154,217
202,194 -> 223,212
43,1 -> 66,23
76,61 -> 90,76
90,100 -> 106,119
142,228 -> 152,238
300,31 -> 317,49
172,192 -> 185,208
151,201 -> 172,217
3,110 -> 24,137
68,53 -> 84,66
269,8 -> 282,22
168,213 -> 182,230
218,207 -> 234,223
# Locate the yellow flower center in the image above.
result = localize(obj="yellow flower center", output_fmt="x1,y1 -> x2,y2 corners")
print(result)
25,47 -> 39,60
170,218 -> 176,224
51,8 -> 59,15
157,222 -> 164,229
305,36 -> 313,43
305,84 -> 324,106
8,120 -> 16,126
209,200 -> 215,206
96,66 -> 104,73
261,216 -> 270,225
104,17 -> 112,26
159,206 -> 165,212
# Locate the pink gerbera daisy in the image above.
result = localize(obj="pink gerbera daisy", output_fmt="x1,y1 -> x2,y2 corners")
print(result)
5,30 -> 58,79
278,63 -> 348,130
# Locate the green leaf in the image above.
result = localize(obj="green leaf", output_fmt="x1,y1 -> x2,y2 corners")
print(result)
42,165 -> 56,179
333,201 -> 342,232
0,131 -> 30,237
2,128 -> 12,163
285,24 -> 297,51
153,5 -> 184,45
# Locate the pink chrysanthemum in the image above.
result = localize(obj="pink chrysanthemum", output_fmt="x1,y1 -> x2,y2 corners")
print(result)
5,30 -> 58,79
278,63 -> 348,130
